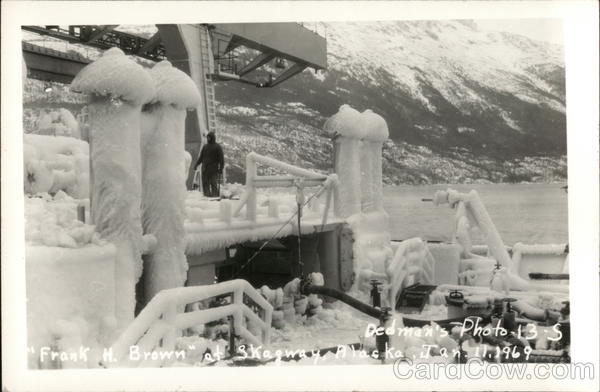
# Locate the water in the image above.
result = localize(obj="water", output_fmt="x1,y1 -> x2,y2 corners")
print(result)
383,183 -> 568,245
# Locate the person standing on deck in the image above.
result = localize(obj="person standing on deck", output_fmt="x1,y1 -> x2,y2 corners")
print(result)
194,131 -> 224,197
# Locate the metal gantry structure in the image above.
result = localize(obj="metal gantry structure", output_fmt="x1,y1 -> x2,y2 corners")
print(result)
22,25 -> 167,61
22,24 -> 326,86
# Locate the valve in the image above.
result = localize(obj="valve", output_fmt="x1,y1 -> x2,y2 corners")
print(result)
370,280 -> 382,308
375,307 -> 392,362
448,289 -> 464,300
502,297 -> 518,331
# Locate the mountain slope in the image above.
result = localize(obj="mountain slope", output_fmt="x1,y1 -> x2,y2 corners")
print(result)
214,20 -> 566,184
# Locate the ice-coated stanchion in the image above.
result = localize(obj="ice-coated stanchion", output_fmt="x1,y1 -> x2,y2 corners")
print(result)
324,105 -> 365,218
140,60 -> 201,305
71,48 -> 155,324
245,154 -> 257,221
295,181 -> 305,277
360,110 -> 389,212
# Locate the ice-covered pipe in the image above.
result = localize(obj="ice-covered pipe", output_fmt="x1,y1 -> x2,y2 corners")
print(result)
301,284 -> 383,320
360,110 -> 389,212
434,189 -> 529,290
140,60 -> 201,303
249,152 -> 328,180
71,48 -> 155,324
324,105 -> 365,218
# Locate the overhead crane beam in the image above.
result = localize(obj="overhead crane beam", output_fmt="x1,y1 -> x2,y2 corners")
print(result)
267,63 -> 308,87
238,52 -> 276,77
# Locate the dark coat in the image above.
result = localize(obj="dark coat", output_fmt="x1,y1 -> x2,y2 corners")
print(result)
195,132 -> 224,176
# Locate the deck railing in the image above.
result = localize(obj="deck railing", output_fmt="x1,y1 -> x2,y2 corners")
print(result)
106,279 -> 273,368
189,153 -> 337,228
237,152 -> 336,222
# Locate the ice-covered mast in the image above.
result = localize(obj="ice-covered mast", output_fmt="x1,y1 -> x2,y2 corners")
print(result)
71,48 -> 155,324
141,60 -> 201,304
324,105 -> 366,218
360,110 -> 389,212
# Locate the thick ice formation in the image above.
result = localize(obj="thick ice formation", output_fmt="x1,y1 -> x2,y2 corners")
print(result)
434,188 -> 530,291
511,242 -> 569,287
141,60 -> 201,303
325,106 -> 399,296
324,105 -> 364,218
346,211 -> 393,291
27,243 -> 117,368
361,109 -> 389,142
108,280 -> 272,367
36,108 -> 81,138
185,189 -> 339,254
24,134 -> 90,198
25,192 -> 98,248
71,47 -> 154,105
324,105 -> 389,218
324,104 -> 365,139
427,243 -> 461,285
71,47 -> 155,324
386,238 -> 435,309
325,106 -> 398,295
24,138 -> 106,368
147,60 -> 202,110
360,109 -> 389,212
23,144 -> 53,195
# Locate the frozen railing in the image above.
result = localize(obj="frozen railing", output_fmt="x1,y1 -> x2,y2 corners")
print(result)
184,153 -> 339,255
106,279 -> 273,368
234,152 -> 337,224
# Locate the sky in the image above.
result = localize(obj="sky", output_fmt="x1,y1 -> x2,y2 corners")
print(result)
476,18 -> 564,45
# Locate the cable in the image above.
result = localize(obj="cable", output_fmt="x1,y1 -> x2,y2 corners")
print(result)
233,182 -> 327,278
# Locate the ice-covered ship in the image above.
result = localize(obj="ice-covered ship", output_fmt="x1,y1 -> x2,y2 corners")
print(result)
21,24 -> 569,369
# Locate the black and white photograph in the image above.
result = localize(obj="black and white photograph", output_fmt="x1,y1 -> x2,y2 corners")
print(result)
2,1 -> 598,391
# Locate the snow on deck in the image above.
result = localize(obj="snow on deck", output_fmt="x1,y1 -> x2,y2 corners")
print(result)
184,188 -> 345,255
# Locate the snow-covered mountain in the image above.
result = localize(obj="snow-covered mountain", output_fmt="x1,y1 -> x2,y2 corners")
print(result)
214,20 -> 566,184
23,21 -> 567,185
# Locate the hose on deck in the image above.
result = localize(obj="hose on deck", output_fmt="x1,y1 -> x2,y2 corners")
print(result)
301,284 -> 384,320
